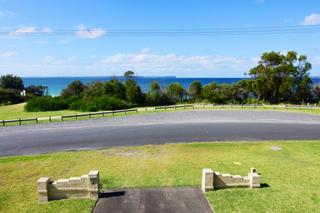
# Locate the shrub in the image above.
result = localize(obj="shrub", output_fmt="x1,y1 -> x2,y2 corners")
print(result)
61,80 -> 87,99
77,97 -> 132,112
0,88 -> 23,104
25,96 -> 69,112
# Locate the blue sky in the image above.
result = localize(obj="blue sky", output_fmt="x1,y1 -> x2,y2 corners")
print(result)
0,0 -> 319,77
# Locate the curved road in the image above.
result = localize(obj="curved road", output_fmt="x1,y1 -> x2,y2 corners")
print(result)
1,110 -> 320,156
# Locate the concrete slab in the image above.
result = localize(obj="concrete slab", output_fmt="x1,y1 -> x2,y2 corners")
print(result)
93,187 -> 213,213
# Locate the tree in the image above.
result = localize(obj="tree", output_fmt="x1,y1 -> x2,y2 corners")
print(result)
149,81 -> 161,98
25,85 -> 48,98
0,74 -> 24,90
0,74 -> 24,104
124,70 -> 135,80
146,81 -> 171,106
166,83 -> 185,103
312,84 -> 320,103
218,84 -> 233,103
188,81 -> 202,102
123,71 -> 143,104
61,80 -> 87,99
201,82 -> 220,103
233,80 -> 254,103
104,78 -> 126,100
83,81 -> 105,99
125,79 -> 143,104
249,51 -> 312,104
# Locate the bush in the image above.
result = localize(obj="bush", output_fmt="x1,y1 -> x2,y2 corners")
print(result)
77,97 -> 132,112
25,96 -> 69,112
0,88 -> 23,104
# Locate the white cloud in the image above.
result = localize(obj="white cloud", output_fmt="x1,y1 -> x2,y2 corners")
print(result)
313,57 -> 320,65
76,25 -> 106,39
303,13 -> 320,26
41,56 -> 64,64
98,49 -> 258,77
0,11 -> 15,17
34,40 -> 49,44
141,47 -> 150,54
68,56 -> 78,61
41,27 -> 52,33
9,27 -> 37,36
1,51 -> 16,57
1,50 -> 258,77
8,27 -> 52,36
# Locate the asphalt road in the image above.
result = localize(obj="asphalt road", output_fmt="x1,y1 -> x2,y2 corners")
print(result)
1,110 -> 320,156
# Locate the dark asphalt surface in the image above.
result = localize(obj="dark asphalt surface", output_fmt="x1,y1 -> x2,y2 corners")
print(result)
1,110 -> 320,156
93,188 -> 213,213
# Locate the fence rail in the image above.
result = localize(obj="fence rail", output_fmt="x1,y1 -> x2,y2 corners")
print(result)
1,108 -> 139,126
155,104 -> 194,110
1,104 -> 320,127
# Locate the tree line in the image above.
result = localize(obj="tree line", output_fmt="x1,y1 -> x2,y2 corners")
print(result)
0,75 -> 48,105
1,51 -> 320,112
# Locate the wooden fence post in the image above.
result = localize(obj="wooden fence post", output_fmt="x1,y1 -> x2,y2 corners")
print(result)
19,118 -> 22,125
75,114 -> 78,120
36,118 -> 39,124
61,116 -> 64,122
2,120 -> 5,126
49,116 -> 52,122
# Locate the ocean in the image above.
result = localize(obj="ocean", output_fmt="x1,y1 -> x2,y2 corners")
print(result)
22,76 -> 320,96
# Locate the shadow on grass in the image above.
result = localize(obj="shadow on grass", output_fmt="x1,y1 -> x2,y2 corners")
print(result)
260,183 -> 270,188
212,183 -> 270,191
99,191 -> 126,198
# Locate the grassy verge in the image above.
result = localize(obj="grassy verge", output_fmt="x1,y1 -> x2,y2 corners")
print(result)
0,103 -> 80,120
0,141 -> 319,212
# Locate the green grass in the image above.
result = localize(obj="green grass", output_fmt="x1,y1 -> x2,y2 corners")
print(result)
0,103 -> 80,120
0,141 -> 320,212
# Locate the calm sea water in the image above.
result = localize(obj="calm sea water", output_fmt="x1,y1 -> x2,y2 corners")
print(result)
22,76 -> 320,96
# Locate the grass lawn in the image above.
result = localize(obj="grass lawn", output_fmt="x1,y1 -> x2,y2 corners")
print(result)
0,141 -> 319,212
0,103 -> 80,120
